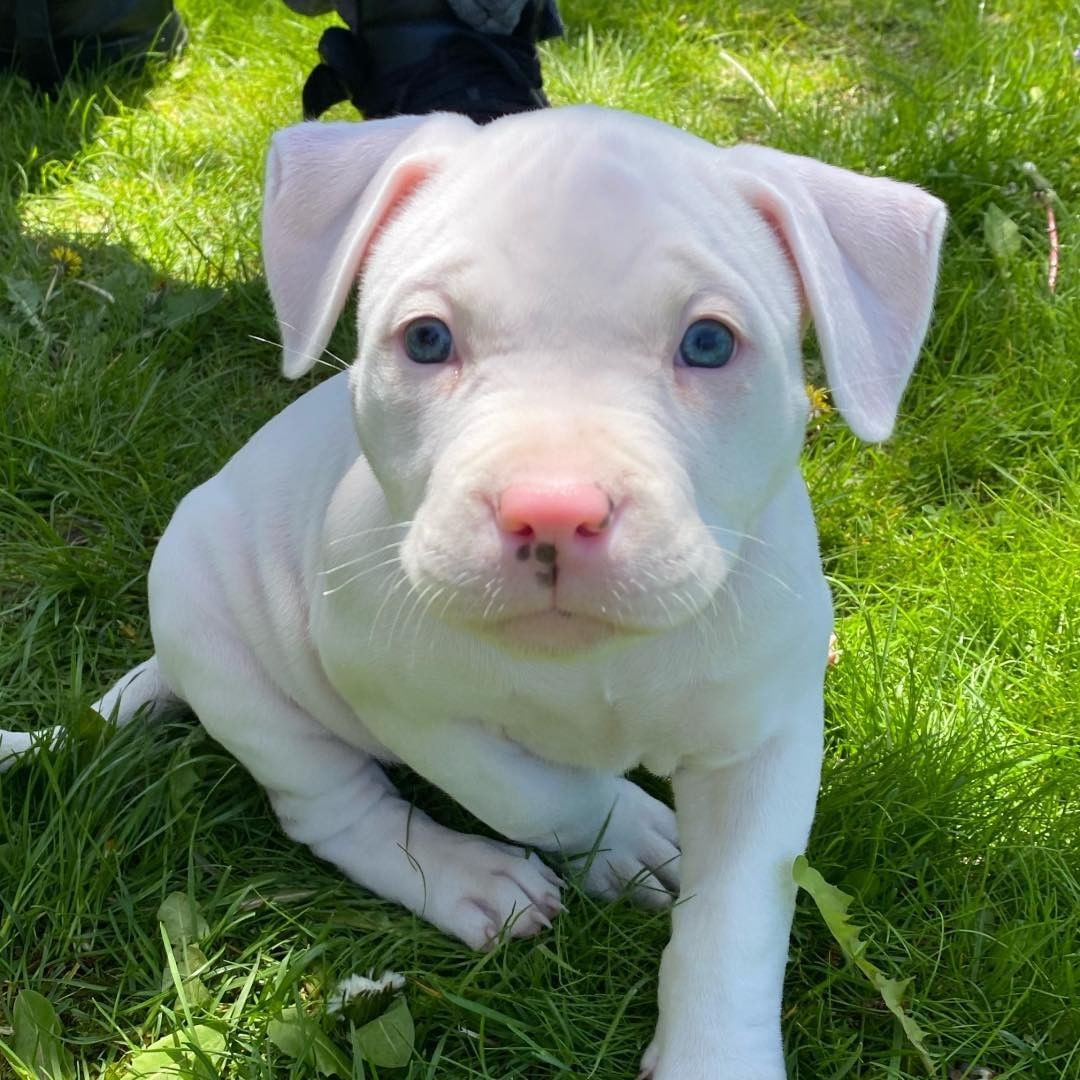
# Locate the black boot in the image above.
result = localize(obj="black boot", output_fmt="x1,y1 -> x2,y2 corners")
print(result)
0,0 -> 185,92
300,0 -> 562,123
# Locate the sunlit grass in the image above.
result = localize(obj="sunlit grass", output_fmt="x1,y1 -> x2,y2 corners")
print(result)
1,0 -> 1077,1076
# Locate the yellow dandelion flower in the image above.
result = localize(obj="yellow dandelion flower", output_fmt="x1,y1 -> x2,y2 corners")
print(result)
50,245 -> 82,276
805,383 -> 833,420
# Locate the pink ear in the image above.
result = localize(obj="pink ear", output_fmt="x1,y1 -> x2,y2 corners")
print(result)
722,145 -> 947,441
262,114 -> 477,378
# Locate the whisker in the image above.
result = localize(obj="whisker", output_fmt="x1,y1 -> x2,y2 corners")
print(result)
321,539 -> 406,576
399,583 -> 433,662
248,333 -> 349,373
697,532 -> 802,600
737,561 -> 800,600
689,566 -> 722,624
482,582 -> 503,623
439,587 -> 458,621
638,566 -> 667,591
670,588 -> 698,621
654,591 -> 676,628
321,556 -> 402,596
270,319 -> 352,371
701,524 -> 773,550
408,586 -> 445,669
386,578 -> 423,653
368,570 -> 410,648
326,521 -> 413,547
719,574 -> 745,642
610,580 -> 628,608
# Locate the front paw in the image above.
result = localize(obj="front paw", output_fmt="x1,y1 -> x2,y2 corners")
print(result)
638,1039 -> 660,1078
424,834 -> 564,950
639,1031 -> 786,1079
573,779 -> 680,908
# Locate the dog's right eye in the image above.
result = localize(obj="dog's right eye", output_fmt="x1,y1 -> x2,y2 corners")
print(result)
404,318 -> 453,364
678,319 -> 736,369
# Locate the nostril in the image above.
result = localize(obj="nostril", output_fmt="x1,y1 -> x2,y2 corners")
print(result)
575,498 -> 613,538
496,483 -> 614,543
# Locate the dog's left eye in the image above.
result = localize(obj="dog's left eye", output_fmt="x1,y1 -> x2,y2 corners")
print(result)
678,319 -> 736,369
404,318 -> 453,364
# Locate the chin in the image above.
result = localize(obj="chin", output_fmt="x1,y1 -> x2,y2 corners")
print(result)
480,609 -> 632,655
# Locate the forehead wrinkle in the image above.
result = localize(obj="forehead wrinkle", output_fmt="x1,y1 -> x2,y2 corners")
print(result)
449,127 -> 676,267
364,126 -> 794,357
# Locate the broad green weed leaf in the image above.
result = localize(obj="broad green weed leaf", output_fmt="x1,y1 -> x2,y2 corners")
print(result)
160,943 -> 211,1006
168,760 -> 200,807
121,1024 -> 226,1079
3,276 -> 47,334
148,287 -> 223,330
352,996 -> 414,1068
167,741 -> 203,810
268,1008 -> 350,1077
12,990 -> 74,1080
983,203 -> 1021,266
311,1029 -> 352,1077
877,975 -> 933,1068
69,703 -> 110,739
157,893 -> 209,944
174,943 -> 209,979
266,1010 -> 308,1061
793,855 -> 933,1074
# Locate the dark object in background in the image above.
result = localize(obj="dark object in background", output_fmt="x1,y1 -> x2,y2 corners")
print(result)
300,0 -> 562,122
0,0 -> 185,92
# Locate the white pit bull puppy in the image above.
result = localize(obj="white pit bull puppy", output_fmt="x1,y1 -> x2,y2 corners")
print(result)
1,106 -> 945,1078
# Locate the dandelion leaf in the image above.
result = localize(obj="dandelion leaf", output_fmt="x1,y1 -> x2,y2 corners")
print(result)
12,990 -> 75,1080
793,855 -> 933,1074
118,1023 -> 225,1079
157,892 -> 209,944
352,997 -> 414,1068
983,203 -> 1021,265
268,1008 -> 351,1077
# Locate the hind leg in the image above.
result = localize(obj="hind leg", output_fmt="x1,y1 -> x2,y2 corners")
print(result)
91,656 -> 177,723
1,656 -> 171,773
162,642 -> 562,949
0,727 -> 64,772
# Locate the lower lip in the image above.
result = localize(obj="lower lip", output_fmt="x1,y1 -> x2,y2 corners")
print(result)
486,610 -> 619,651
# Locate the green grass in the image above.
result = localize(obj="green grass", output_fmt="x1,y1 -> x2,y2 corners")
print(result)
1,0 -> 1077,1076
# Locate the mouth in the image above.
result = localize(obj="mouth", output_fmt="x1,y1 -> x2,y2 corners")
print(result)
482,608 -> 627,652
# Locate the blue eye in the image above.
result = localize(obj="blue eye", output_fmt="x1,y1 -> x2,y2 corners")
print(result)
404,317 -> 453,364
678,319 -> 736,369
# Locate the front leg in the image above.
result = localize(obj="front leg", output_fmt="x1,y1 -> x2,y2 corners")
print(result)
642,700 -> 823,1079
154,633 -> 563,950
362,714 -> 680,906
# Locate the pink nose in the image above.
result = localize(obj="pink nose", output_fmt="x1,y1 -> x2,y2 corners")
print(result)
496,482 -> 613,543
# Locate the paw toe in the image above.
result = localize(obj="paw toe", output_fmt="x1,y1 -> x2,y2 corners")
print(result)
638,1040 -> 659,1079
440,841 -> 564,949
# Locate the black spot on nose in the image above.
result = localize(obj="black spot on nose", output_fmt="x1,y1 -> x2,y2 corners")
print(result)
516,543 -> 531,561
535,566 -> 558,588
535,543 -> 557,565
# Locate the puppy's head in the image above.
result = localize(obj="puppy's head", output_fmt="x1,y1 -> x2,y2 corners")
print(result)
263,107 -> 945,653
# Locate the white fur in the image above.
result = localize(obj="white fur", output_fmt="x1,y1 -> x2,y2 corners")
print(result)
1,106 -> 945,1078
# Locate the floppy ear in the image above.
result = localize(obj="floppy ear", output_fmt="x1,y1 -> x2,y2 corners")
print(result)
262,114 -> 477,378
722,145 -> 947,442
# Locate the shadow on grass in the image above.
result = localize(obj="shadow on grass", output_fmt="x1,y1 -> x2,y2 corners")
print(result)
0,58 -> 244,349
